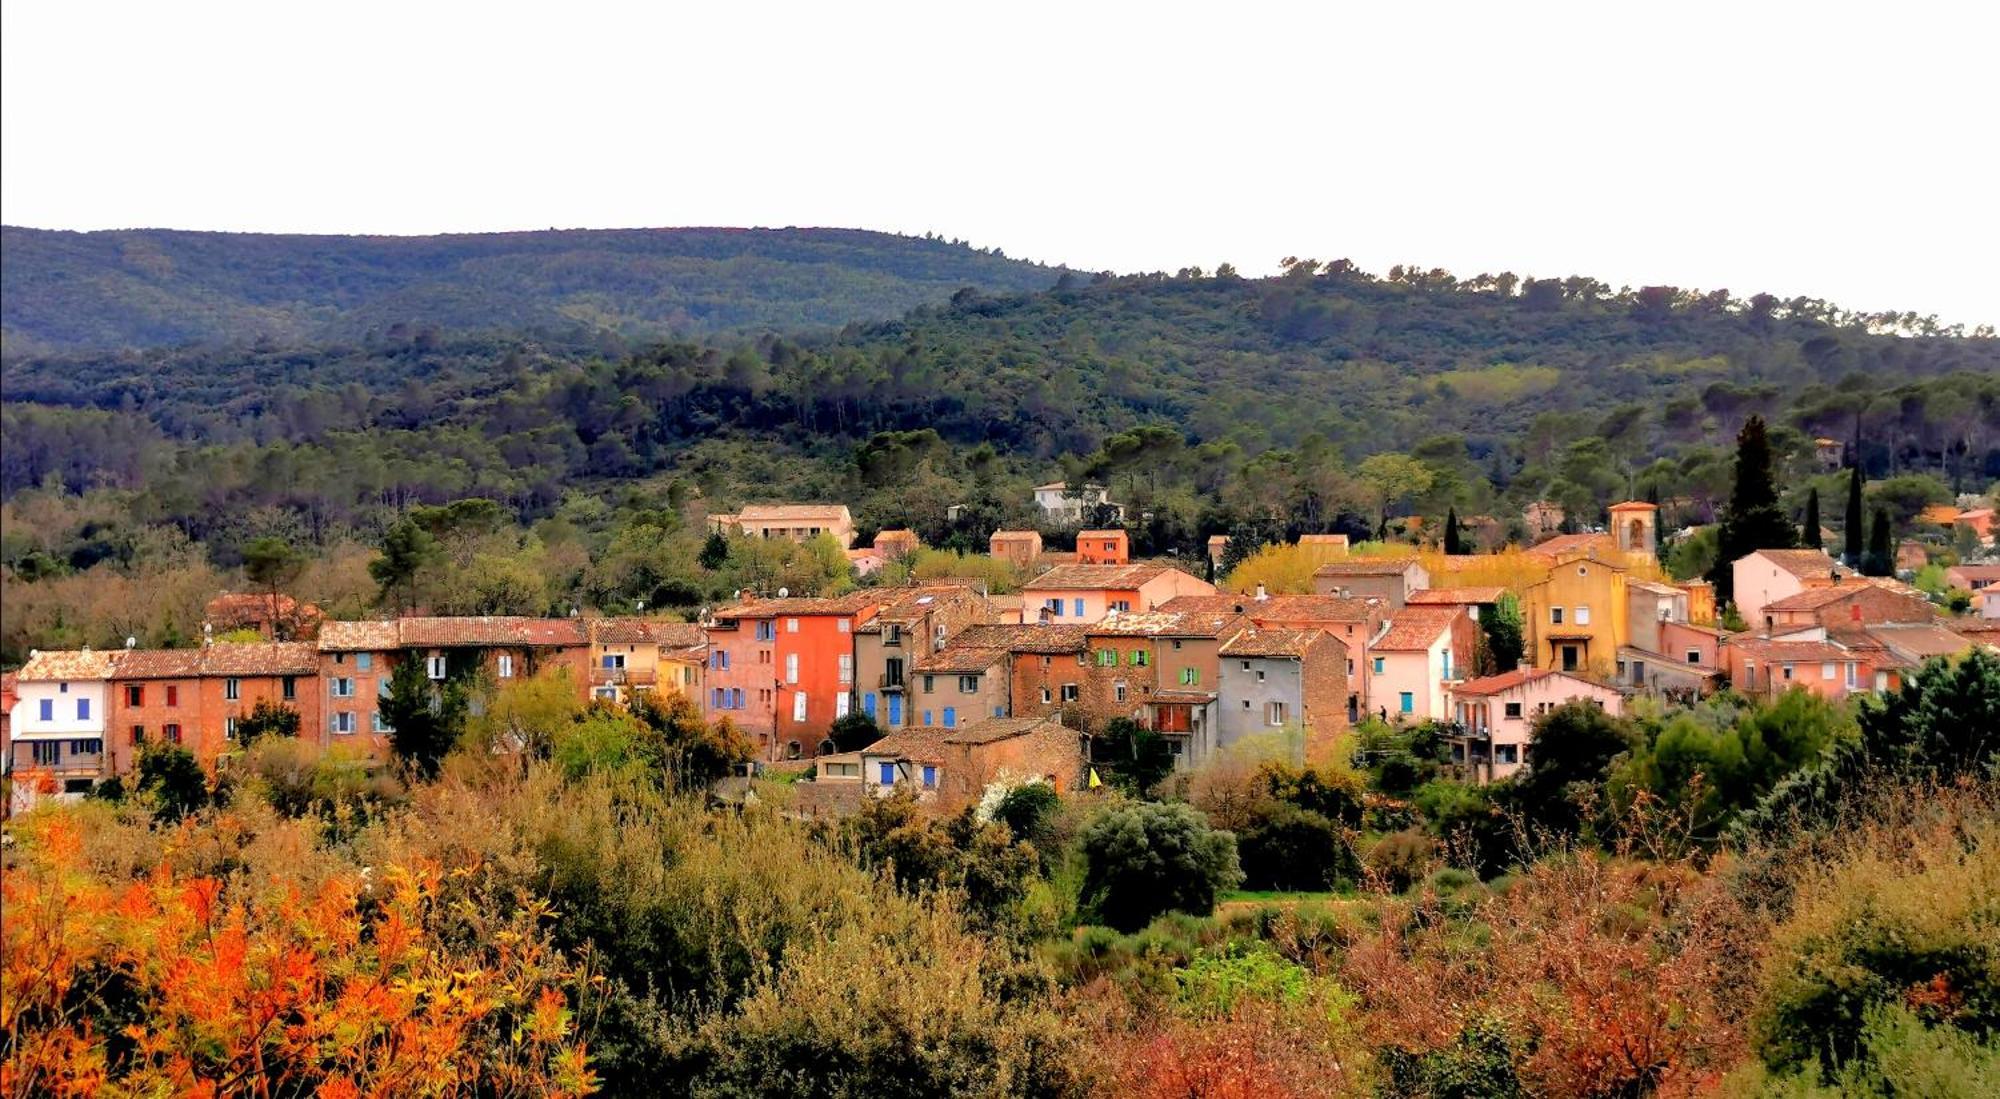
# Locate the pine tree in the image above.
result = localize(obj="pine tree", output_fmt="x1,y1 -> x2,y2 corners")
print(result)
1443,506 -> 1464,555
1863,510 -> 1894,577
1844,464 -> 1865,568
1801,487 -> 1822,550
1711,416 -> 1797,607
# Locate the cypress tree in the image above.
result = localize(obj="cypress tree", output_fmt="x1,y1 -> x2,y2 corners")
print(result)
1711,416 -> 1796,607
1864,510 -> 1894,577
1843,464 -> 1865,567
1801,487 -> 1822,550
1444,506 -> 1464,555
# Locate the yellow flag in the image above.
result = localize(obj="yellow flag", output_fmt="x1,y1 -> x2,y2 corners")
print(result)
1087,767 -> 1103,790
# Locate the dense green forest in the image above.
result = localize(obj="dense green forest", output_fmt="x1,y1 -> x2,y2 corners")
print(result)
0,225 -> 1066,353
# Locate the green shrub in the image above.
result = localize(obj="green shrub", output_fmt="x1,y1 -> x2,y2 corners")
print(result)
1365,828 -> 1438,893
1077,801 -> 1241,932
1236,801 -> 1358,892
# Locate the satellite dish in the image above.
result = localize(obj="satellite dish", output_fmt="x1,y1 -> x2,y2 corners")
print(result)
777,587 -> 789,598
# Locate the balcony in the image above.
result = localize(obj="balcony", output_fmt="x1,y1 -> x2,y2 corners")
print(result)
590,666 -> 657,687
877,672 -> 907,691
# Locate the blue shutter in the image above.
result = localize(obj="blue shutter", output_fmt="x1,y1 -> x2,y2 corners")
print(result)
1074,598 -> 1084,618
943,707 -> 956,728
40,699 -> 53,721
863,693 -> 877,717
922,710 -> 933,726
1399,692 -> 1414,714
888,695 -> 903,725
731,688 -> 743,709
993,705 -> 1005,717
922,765 -> 936,787
78,699 -> 90,721
879,762 -> 895,784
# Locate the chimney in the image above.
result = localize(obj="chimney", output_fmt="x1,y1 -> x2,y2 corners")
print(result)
1254,583 -> 1269,602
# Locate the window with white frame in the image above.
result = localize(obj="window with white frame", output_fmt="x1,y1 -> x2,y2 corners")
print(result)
426,655 -> 447,680
498,654 -> 515,678
1821,662 -> 1836,680
837,654 -> 853,684
332,711 -> 356,734
224,678 -> 241,701
785,653 -> 799,684
1575,606 -> 1590,625
836,693 -> 850,718
1266,701 -> 1287,726
792,692 -> 807,722
786,618 -> 799,633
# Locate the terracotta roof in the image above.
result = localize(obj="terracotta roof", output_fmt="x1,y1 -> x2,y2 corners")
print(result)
733,504 -> 852,522
1311,559 -> 1421,577
949,624 -> 1089,654
860,727 -> 955,763
1764,583 -> 1926,613
913,646 -> 1011,674
1863,623 -> 1976,661
1407,586 -> 1507,606
1149,688 -> 1218,704
871,585 -> 979,626
1748,549 -> 1852,579
1088,610 -> 1244,638
1220,627 -> 1324,659
1376,606 -> 1466,651
1024,563 -> 1176,590
943,714 -> 1073,746
1298,533 -> 1351,546
990,530 -> 1041,543
112,649 -> 204,679
398,616 -> 590,648
1628,580 -> 1686,597
593,618 -> 705,647
1452,668 -> 1553,696
198,642 -> 319,677
1947,564 -> 2000,585
1078,529 -> 1127,540
1161,593 -> 1377,624
318,620 -> 402,652
17,649 -> 121,681
1525,533 -> 1620,559
711,592 -> 882,619
1607,500 -> 1659,512
1729,638 -> 1852,663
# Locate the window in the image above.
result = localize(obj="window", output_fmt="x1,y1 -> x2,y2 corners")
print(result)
710,650 -> 730,670
498,654 -> 515,679
131,724 -> 145,745
959,675 -> 980,693
1110,600 -> 1132,613
1496,744 -> 1519,764
1096,648 -> 1115,666
713,687 -> 725,709
1256,669 -> 1266,683
1179,667 -> 1199,686
356,653 -> 373,671
1575,606 -> 1591,626
223,677 -> 240,701
331,677 -> 355,698
879,762 -> 896,784
1399,691 -> 1414,714
730,687 -> 743,709
786,618 -> 799,633
785,653 -> 799,684
755,621 -> 775,642
837,619 -> 850,634
282,676 -> 297,700
1686,649 -> 1703,665
38,699 -> 52,722
1551,607 -> 1564,625
1073,599 -> 1085,618
602,653 -> 625,669
426,655 -> 447,680
838,654 -> 853,684
225,717 -> 239,739
164,723 -> 182,744
1240,661 -> 1251,671
1242,699 -> 1252,710
1781,664 -> 1795,681
1441,651 -> 1453,680
922,710 -> 933,726
836,693 -> 851,718
1266,701 -> 1287,726
922,765 -> 937,788
32,742 -> 59,767
1130,649 -> 1148,667
792,692 -> 807,722
1041,687 -> 1053,704
885,624 -> 902,645
943,707 -> 956,727
1372,657 -> 1385,675
1845,662 -> 1859,689
332,711 -> 356,734
335,652 -> 347,665
1114,683 -> 1127,702
864,692 -> 878,718
77,698 -> 90,721
372,712 -> 389,733
1504,701 -> 1523,719
126,685 -> 144,707
1346,659 -> 1354,675
378,677 -> 391,699
165,685 -> 179,707
922,674 -> 935,692
1060,684 -> 1078,702
1044,598 -> 1063,618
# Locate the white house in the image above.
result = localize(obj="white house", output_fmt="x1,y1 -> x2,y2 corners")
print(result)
1033,481 -> 1123,526
8,648 -> 118,807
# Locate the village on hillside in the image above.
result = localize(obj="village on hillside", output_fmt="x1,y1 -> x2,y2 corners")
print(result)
9,465 -> 1998,817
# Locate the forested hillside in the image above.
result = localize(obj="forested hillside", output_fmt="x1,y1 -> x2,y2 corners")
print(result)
0,225 -> 1065,352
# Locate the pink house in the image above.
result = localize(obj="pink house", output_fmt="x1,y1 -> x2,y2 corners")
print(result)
1369,605 -> 1476,722
1021,564 -> 1215,626
1721,635 -> 1864,701
1731,548 -> 1853,627
1449,668 -> 1627,782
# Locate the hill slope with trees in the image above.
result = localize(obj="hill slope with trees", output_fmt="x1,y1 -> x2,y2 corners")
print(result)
0,225 -> 1067,353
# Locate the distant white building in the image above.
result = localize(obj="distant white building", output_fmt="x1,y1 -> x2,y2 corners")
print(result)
1033,481 -> 1123,526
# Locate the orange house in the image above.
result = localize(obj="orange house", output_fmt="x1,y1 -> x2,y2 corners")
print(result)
1076,530 -> 1130,565
109,643 -> 321,771
706,593 -> 881,760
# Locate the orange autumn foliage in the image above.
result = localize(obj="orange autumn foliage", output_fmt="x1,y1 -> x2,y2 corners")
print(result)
1,814 -> 597,1097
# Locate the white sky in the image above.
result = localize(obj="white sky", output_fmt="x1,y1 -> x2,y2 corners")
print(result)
4,1 -> 1996,325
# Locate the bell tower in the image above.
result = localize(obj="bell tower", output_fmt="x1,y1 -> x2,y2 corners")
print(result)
1608,501 -> 1658,556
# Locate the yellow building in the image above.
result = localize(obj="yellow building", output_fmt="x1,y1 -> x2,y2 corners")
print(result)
587,619 -> 706,704
1521,550 -> 1629,676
